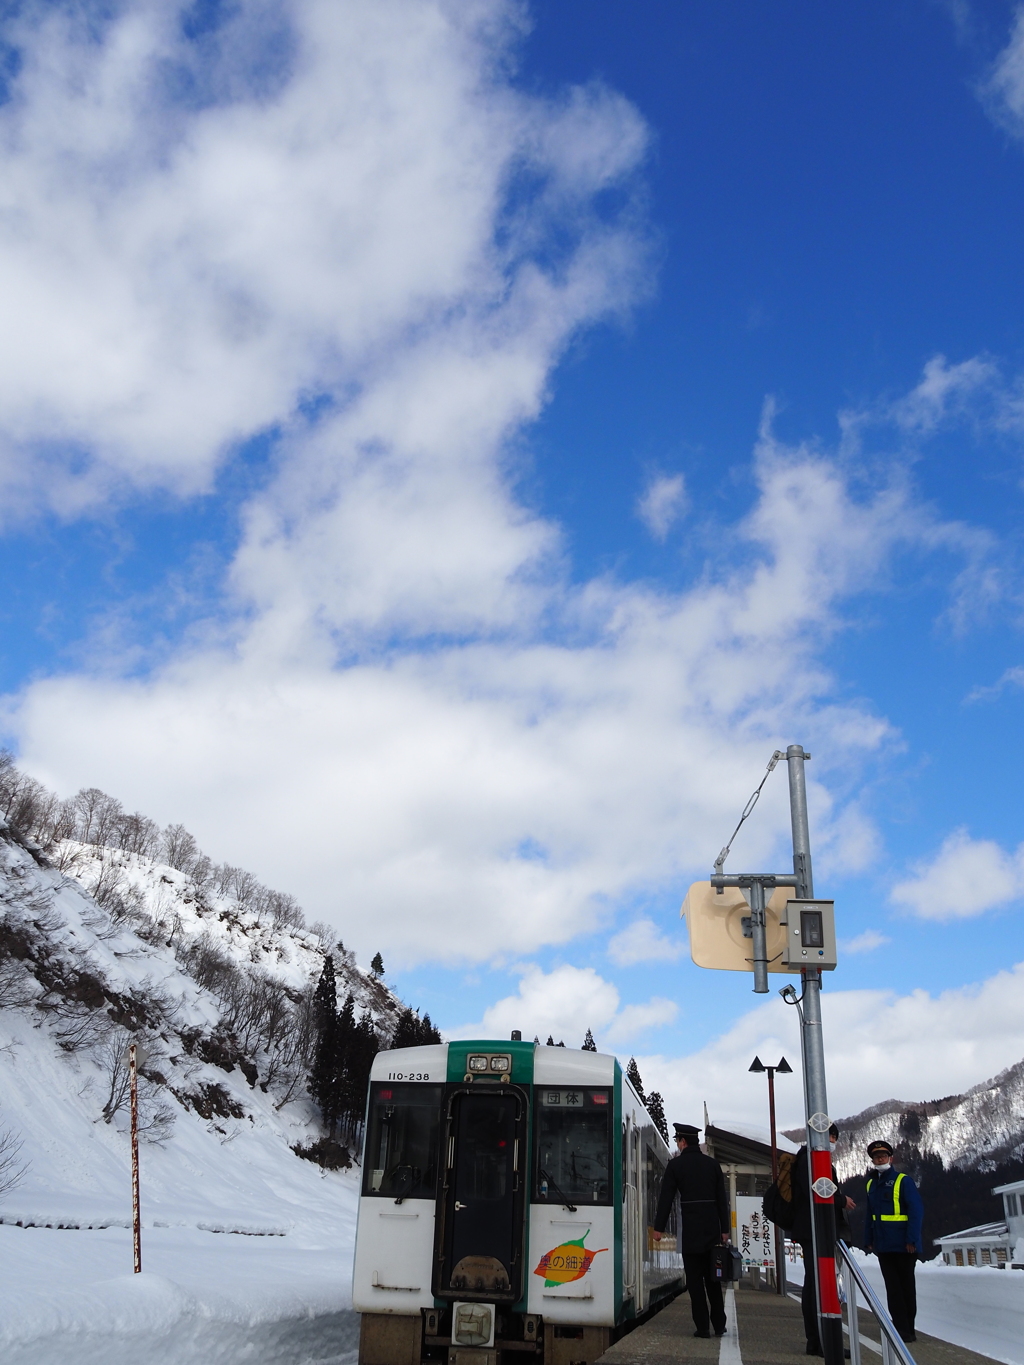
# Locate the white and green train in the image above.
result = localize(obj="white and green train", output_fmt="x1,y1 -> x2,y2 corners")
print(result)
353,1038 -> 683,1365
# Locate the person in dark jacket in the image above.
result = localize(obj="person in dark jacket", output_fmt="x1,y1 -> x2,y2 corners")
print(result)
791,1123 -> 855,1357
862,1140 -> 923,1344
651,1123 -> 730,1339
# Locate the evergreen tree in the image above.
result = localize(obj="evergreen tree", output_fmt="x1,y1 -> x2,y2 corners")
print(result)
546,1035 -> 555,1046
390,1006 -> 420,1049
626,1057 -> 646,1105
370,952 -> 385,977
556,1040 -> 565,1047
309,958 -> 340,1135
582,1029 -> 597,1051
391,1007 -> 442,1048
345,1008 -> 380,1135
334,991 -> 356,1134
647,1090 -> 669,1144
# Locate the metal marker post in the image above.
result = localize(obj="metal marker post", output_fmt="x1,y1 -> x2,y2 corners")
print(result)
129,1042 -> 141,1274
786,746 -> 842,1365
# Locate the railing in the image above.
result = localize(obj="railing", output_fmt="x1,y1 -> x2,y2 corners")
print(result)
836,1241 -> 917,1365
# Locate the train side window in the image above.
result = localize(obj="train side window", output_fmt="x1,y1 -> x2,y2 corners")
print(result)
534,1088 -> 611,1205
644,1143 -> 678,1243
362,1082 -> 443,1199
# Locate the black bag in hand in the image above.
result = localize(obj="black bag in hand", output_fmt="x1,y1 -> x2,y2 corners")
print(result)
711,1243 -> 742,1282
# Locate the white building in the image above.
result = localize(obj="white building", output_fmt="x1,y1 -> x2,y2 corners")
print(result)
992,1177 -> 1024,1267
935,1221 -> 1011,1267
934,1177 -> 1024,1268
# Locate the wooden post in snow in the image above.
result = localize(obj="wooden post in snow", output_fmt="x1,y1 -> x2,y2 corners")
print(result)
129,1042 -> 141,1274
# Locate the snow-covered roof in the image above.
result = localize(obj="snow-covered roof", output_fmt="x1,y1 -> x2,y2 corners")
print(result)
992,1178 -> 1024,1195
710,1119 -> 800,1154
935,1222 -> 1008,1244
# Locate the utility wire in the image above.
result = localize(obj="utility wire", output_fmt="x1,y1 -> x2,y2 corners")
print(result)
713,750 -> 784,877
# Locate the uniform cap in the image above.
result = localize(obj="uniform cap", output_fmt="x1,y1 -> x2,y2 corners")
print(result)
866,1139 -> 893,1157
673,1123 -> 701,1139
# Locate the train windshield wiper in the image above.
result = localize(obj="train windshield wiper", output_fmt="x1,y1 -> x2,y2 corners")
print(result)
539,1168 -> 577,1213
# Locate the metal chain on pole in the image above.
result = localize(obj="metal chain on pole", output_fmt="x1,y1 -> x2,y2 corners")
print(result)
714,750 -> 785,878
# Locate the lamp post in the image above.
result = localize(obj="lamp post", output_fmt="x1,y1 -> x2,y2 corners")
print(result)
750,1054 -> 792,1293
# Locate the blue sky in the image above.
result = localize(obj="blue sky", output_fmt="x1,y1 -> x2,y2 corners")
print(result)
4,0 -> 1024,1127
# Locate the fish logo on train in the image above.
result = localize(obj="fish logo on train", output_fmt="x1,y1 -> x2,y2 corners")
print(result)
533,1232 -> 608,1287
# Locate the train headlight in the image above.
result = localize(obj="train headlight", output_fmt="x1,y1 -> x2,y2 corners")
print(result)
467,1055 -> 489,1072
453,1303 -> 493,1347
489,1054 -> 511,1072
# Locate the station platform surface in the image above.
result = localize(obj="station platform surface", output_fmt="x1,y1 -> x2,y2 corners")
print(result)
597,1280 -> 1001,1364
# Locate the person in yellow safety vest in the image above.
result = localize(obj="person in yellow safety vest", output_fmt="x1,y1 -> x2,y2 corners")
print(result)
862,1140 -> 924,1344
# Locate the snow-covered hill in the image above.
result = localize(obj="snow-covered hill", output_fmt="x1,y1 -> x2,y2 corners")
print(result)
0,811 -> 405,1228
0,802 -> 414,1363
783,1059 -> 1024,1180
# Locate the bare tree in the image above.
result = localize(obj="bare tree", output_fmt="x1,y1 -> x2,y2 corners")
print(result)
96,1033 -> 175,1143
160,823 -> 199,873
99,1033 -> 132,1123
0,1124 -> 28,1200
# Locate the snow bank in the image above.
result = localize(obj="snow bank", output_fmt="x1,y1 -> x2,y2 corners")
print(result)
0,1224 -> 358,1365
787,1250 -> 1024,1364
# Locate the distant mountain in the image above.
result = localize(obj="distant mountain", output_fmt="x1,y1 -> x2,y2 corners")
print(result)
782,1060 -> 1024,1179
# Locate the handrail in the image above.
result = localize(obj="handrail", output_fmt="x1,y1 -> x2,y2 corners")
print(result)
836,1241 -> 917,1365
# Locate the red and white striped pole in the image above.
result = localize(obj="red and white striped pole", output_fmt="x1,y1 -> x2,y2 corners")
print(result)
129,1042 -> 141,1274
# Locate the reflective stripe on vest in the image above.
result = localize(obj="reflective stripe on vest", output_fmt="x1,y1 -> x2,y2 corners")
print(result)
867,1172 -> 908,1222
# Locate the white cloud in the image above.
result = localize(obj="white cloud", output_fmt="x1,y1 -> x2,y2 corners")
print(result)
890,828 -> 1024,920
984,7 -> 1024,140
451,964 -> 676,1046
636,472 -> 687,540
0,0 -> 648,520
0,18 -> 996,971
607,918 -> 683,966
838,929 -> 889,954
636,961 -> 1024,1133
964,665 -> 1024,704
6,450 -> 913,965
891,354 -> 997,433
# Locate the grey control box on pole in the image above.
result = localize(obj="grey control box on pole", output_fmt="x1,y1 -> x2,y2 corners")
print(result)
781,899 -> 837,970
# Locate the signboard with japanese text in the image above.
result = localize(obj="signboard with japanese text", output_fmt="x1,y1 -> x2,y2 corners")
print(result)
736,1196 -> 775,1267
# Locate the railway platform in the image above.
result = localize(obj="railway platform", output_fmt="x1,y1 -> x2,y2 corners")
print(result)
597,1281 -> 999,1365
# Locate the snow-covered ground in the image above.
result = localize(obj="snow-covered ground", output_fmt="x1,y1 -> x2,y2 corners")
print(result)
0,1220 -> 358,1365
0,998 -> 361,1365
787,1251 -> 1024,1364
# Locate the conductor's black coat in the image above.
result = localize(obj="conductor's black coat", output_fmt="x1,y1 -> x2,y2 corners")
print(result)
653,1147 -> 730,1254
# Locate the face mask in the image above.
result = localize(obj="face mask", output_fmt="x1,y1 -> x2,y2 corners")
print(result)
872,1161 -> 891,1172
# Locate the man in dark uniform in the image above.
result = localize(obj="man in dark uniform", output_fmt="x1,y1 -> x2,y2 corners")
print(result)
651,1122 -> 730,1338
862,1139 -> 923,1344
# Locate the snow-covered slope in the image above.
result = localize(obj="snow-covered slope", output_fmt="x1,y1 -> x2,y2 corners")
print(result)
0,816 -> 404,1229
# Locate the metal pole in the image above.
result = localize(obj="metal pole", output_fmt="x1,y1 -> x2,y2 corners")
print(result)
786,746 -> 842,1365
767,1068 -> 785,1295
130,1042 -> 141,1274
749,878 -> 768,994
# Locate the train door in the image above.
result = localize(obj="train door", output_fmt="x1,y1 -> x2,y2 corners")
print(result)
434,1086 -> 527,1302
622,1116 -> 638,1303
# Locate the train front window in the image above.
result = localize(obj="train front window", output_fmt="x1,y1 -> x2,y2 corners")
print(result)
363,1083 -> 443,1200
534,1088 -> 611,1205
